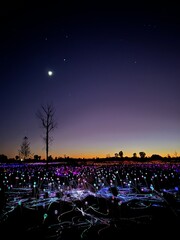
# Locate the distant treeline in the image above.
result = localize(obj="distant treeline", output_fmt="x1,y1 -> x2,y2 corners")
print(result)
0,153 -> 180,165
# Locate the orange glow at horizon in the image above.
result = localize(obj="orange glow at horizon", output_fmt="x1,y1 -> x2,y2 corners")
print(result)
5,147 -> 180,160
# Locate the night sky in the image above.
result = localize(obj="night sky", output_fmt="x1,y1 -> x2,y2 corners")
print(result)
0,1 -> 180,159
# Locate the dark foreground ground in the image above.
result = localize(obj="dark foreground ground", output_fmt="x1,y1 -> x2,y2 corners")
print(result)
0,194 -> 180,240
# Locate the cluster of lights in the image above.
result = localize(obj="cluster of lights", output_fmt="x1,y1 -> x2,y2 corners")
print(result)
0,162 -> 180,238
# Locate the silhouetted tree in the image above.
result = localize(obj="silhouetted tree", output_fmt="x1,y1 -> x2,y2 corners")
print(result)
114,153 -> 119,158
36,103 -> 57,165
151,154 -> 162,160
34,155 -> 41,161
119,151 -> 123,158
139,151 -> 146,159
48,155 -> 53,161
132,152 -> 137,158
19,136 -> 31,160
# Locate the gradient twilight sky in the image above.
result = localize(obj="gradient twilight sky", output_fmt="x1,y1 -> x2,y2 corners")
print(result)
0,1 -> 180,159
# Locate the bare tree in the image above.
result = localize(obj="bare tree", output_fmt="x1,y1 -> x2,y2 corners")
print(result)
36,103 -> 57,165
19,136 -> 31,160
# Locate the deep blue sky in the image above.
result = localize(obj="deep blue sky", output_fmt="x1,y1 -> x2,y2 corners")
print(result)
0,1 -> 180,159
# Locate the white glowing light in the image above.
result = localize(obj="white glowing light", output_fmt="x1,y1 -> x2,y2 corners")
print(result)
48,71 -> 53,76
